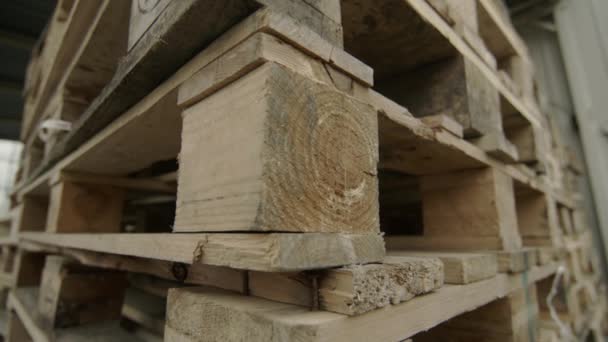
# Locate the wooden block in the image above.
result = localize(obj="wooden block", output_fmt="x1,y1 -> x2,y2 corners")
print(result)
472,132 -> 519,162
38,256 -> 127,329
249,256 -> 443,315
515,188 -> 558,247
497,248 -> 538,273
22,232 -> 385,272
46,180 -> 125,233
377,56 -> 504,139
388,250 -> 498,284
420,167 -> 522,251
177,32 -> 342,108
175,63 -> 379,234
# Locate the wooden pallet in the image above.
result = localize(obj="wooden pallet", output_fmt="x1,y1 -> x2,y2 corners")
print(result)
5,0 -> 606,341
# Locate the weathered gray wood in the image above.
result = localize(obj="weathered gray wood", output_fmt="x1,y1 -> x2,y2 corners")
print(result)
376,56 -> 504,139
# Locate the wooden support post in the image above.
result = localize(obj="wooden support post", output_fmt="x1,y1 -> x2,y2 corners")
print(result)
419,167 -> 522,251
515,187 -> 560,248
46,178 -> 125,233
37,255 -> 127,329
175,62 -> 379,234
415,284 -> 540,342
377,56 -> 503,140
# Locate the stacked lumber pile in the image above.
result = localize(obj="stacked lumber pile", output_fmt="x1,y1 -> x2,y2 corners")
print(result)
0,0 -> 605,341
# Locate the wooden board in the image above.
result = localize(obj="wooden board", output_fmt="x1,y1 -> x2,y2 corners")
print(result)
17,8 -> 371,198
39,0 -> 258,181
249,256 -> 443,315
20,232 -> 385,272
388,250 -> 498,284
164,263 -> 557,342
38,5 -> 372,187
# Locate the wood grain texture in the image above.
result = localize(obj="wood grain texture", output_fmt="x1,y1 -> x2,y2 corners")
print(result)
175,63 -> 379,234
41,0 -> 257,181
249,256 -> 443,315
24,8 -> 371,193
388,250 -> 498,284
163,263 -> 556,342
21,232 -> 385,272
420,167 -> 522,251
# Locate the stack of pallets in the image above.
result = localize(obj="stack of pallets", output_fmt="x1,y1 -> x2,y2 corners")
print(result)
0,0 -> 605,341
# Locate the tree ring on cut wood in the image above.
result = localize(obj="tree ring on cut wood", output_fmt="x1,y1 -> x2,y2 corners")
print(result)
262,68 -> 379,233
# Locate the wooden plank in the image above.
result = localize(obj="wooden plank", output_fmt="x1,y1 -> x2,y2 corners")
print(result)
128,0 -> 173,50
175,63 -> 379,234
20,242 -> 247,294
420,114 -> 464,138
249,256 -> 443,315
376,56 -> 504,139
38,0 -> 257,180
388,250 -> 498,284
164,263 -> 557,342
497,248 -> 539,273
39,4 -> 371,187
20,232 -> 385,272
21,0 -> 106,140
361,86 -> 544,191
18,8 -> 371,196
178,32 -> 339,108
258,0 -> 343,46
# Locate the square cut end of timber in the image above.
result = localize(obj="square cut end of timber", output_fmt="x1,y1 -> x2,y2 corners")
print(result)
175,63 -> 379,234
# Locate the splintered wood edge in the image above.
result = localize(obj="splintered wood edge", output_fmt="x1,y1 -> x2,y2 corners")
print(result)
19,232 -> 385,272
164,263 -> 558,342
